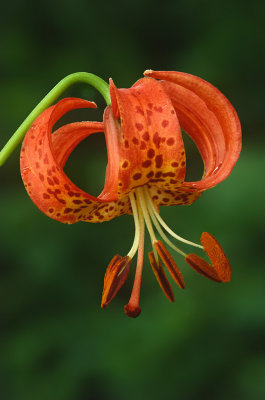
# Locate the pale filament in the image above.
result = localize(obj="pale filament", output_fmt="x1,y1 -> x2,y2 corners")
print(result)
127,192 -> 141,259
143,186 -> 203,249
128,184 -> 203,268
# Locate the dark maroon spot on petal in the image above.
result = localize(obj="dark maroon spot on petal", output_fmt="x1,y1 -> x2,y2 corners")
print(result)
142,160 -> 151,168
122,161 -> 129,168
84,199 -> 91,204
132,137 -> 139,145
73,200 -> 82,204
163,172 -> 175,177
68,191 -> 74,197
140,141 -> 146,150
147,149 -> 155,158
64,184 -> 70,191
181,151 -> 185,156
53,176 -> 59,185
48,208 -> 54,213
47,189 -> 53,194
181,161 -> 186,167
155,172 -> 162,178
64,208 -> 73,214
162,120 -> 169,128
136,106 -> 144,115
154,106 -> 163,113
153,132 -> 161,149
39,173 -> 44,181
143,131 -> 150,141
109,206 -> 114,211
146,171 -> 154,178
167,137 -> 175,146
170,179 -> 178,184
124,140 -> 129,148
47,177 -> 54,186
171,162 -> 179,167
55,189 -> 61,194
163,197 -> 170,203
58,199 -> 66,204
135,123 -> 143,131
152,195 -> 158,200
171,110 -> 175,114
44,154 -> 49,164
43,193 -> 50,199
133,173 -> 142,180
155,155 -> 163,168
73,208 -> 81,213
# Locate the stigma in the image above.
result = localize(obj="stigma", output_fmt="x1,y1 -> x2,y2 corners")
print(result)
101,186 -> 231,318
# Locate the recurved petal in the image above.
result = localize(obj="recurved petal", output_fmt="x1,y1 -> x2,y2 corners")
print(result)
99,78 -> 186,201
144,70 -> 242,192
20,98 -> 131,223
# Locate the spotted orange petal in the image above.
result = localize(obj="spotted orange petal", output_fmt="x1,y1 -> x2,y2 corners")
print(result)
101,78 -> 186,202
144,70 -> 242,195
20,98 -> 131,223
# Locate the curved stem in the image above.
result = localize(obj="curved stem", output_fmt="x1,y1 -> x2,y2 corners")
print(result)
0,72 -> 110,166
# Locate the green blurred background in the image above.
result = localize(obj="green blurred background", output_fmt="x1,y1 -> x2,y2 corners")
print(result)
1,0 -> 265,399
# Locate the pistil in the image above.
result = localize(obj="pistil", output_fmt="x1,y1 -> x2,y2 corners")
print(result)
124,203 -> 145,318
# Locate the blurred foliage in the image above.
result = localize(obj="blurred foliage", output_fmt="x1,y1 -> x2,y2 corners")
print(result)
1,0 -> 265,399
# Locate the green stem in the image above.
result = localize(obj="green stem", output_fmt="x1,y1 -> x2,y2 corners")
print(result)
0,72 -> 110,166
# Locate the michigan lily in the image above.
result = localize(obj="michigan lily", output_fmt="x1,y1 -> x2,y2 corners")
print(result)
0,70 -> 241,318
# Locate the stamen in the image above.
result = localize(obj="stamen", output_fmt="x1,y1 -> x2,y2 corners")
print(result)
124,203 -> 145,318
136,187 -> 157,244
144,189 -> 186,257
201,232 -> 231,282
185,232 -> 231,283
101,255 -> 132,308
154,241 -> 185,289
185,254 -> 221,282
144,186 -> 203,249
148,252 -> 175,302
127,192 -> 141,259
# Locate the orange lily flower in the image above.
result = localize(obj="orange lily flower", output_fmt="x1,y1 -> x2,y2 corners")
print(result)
20,70 -> 241,318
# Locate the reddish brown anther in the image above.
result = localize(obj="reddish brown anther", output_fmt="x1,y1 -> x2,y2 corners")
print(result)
154,241 -> 185,289
185,232 -> 231,283
185,254 -> 221,282
148,252 -> 174,302
201,232 -> 231,282
101,255 -> 131,308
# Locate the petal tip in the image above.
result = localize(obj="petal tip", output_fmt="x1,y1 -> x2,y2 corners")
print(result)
143,69 -> 153,76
